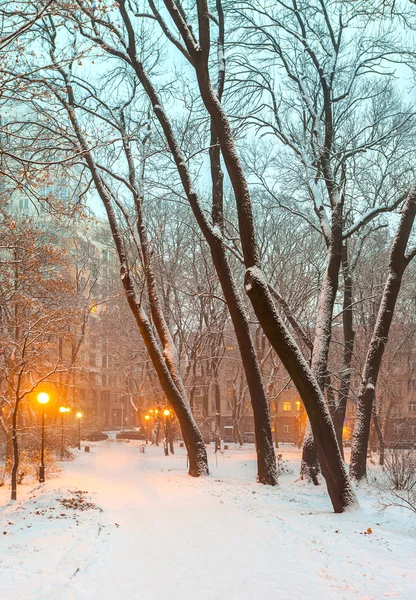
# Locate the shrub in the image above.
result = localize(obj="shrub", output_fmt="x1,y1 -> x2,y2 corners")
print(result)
371,448 -> 416,513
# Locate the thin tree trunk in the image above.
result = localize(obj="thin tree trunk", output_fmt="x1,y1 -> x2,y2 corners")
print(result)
333,242 -> 355,457
11,403 -> 19,501
372,407 -> 385,466
350,190 -> 416,481
214,373 -> 221,452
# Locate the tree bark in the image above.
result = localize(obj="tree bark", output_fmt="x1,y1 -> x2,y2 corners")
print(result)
371,407 -> 385,466
300,204 -> 343,480
332,242 -> 355,457
11,402 -> 19,501
350,190 -> 416,481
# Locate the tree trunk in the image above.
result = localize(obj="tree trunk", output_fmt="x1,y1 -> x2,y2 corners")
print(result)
11,404 -> 19,501
178,3 -> 357,511
124,48 -> 278,485
73,0 -> 277,485
301,206 -> 343,480
371,408 -> 385,466
214,372 -> 221,452
59,87 -> 208,477
333,242 -> 355,457
300,422 -> 320,485
350,191 -> 416,481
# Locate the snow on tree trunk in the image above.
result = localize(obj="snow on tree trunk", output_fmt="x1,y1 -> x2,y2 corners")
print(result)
59,90 -> 208,477
177,3 -> 357,509
122,44 -> 278,485
301,204 -> 343,481
333,242 -> 356,458
350,190 -> 416,481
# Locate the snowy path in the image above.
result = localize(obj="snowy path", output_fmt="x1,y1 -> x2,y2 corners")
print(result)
1,441 -> 416,599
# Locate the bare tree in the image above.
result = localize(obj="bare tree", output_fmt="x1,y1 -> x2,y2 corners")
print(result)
45,0 -> 279,484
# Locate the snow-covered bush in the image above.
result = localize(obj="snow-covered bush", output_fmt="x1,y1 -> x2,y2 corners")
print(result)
371,449 -> 416,513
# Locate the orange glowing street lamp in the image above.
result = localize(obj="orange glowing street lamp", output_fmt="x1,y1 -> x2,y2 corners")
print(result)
37,392 -> 50,483
163,409 -> 171,456
76,412 -> 83,450
144,414 -> 150,445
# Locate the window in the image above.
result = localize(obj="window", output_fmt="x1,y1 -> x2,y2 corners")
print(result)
283,401 -> 292,412
41,185 -> 54,197
411,426 -> 416,436
296,401 -> 301,412
53,186 -> 68,200
409,403 -> 416,413
408,379 -> 416,392
226,344 -> 234,351
284,425 -> 292,433
102,355 -> 108,368
89,354 -> 96,367
19,197 -> 29,211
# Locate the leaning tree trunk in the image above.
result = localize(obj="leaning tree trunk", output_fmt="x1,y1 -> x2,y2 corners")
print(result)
58,85 -> 208,477
177,3 -> 357,511
72,0 -> 277,484
350,190 -> 416,481
118,39 -> 278,484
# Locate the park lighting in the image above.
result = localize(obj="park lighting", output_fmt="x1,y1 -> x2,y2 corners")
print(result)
144,414 -> 150,445
163,408 -> 171,456
37,392 -> 49,405
76,411 -> 83,450
59,407 -> 71,460
37,392 -> 50,483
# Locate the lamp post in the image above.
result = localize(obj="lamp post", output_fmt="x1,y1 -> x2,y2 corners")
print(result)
59,407 -> 71,460
163,409 -> 170,456
76,411 -> 83,450
144,414 -> 150,445
37,392 -> 49,483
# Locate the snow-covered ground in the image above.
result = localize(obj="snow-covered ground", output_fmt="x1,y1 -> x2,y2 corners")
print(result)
0,439 -> 415,600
